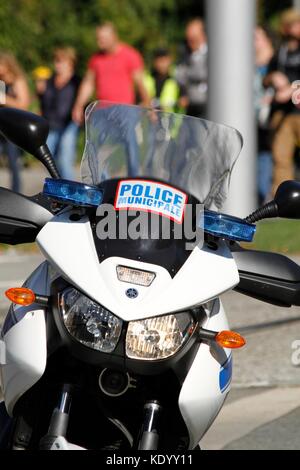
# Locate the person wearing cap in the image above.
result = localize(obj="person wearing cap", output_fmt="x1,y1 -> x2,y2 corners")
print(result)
32,66 -> 52,97
265,8 -> 300,194
144,48 -> 186,113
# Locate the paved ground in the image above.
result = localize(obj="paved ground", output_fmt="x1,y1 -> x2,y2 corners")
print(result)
0,165 -> 49,196
202,275 -> 300,450
0,165 -> 80,197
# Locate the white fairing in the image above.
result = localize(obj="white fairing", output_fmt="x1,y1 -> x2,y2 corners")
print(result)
0,263 -> 50,416
179,299 -> 231,449
36,211 -> 239,320
1,212 -> 239,446
35,212 -> 237,447
1,312 -> 47,416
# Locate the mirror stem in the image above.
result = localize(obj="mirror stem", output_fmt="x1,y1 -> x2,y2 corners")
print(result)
245,201 -> 278,224
35,145 -> 61,179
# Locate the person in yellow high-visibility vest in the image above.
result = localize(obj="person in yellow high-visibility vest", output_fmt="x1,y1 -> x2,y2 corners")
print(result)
144,48 -> 187,113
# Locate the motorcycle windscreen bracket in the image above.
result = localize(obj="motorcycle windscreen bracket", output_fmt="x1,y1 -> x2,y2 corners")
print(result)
114,179 -> 188,224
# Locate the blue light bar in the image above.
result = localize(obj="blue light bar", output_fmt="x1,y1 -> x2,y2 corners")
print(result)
199,210 -> 256,242
43,178 -> 103,207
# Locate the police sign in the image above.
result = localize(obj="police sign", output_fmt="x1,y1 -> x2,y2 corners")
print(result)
114,179 -> 187,223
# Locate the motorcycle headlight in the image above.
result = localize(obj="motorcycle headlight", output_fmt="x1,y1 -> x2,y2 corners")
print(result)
59,288 -> 122,353
126,312 -> 196,360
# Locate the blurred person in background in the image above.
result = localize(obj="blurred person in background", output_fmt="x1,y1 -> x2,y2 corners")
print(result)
0,51 -> 30,192
144,48 -> 186,113
254,26 -> 275,205
265,8 -> 300,194
175,18 -> 207,118
36,47 -> 80,180
72,22 -> 149,124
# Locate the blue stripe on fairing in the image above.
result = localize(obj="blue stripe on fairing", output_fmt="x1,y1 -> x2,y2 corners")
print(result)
219,354 -> 232,393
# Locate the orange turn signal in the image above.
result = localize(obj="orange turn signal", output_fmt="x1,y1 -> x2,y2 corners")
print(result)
5,287 -> 36,306
216,330 -> 246,349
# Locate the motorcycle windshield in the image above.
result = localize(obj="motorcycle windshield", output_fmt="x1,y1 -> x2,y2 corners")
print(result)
80,101 -> 243,209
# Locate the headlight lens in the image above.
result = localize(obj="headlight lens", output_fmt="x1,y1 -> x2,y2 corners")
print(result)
126,312 -> 196,360
60,288 -> 122,353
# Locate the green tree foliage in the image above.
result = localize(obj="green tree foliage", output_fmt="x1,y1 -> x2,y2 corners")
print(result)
257,0 -> 295,30
0,0 -> 203,75
0,0 -> 289,76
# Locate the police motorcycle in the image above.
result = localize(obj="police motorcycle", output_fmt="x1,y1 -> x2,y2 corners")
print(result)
1,102 -> 300,451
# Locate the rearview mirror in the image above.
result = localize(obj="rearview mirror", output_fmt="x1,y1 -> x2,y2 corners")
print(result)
245,180 -> 300,223
274,180 -> 300,219
0,107 -> 60,178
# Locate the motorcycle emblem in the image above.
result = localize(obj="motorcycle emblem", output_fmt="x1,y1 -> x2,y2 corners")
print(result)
126,288 -> 139,299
